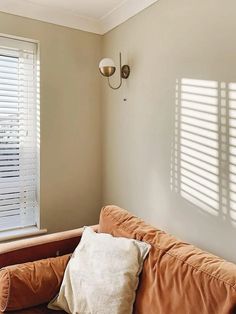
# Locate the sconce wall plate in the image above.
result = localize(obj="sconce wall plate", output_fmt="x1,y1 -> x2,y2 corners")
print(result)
121,65 -> 130,79
99,53 -> 130,90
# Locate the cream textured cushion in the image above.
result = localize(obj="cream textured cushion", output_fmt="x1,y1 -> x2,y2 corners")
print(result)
48,227 -> 151,314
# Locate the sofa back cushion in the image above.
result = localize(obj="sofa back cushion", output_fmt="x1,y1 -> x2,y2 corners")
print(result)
99,205 -> 236,314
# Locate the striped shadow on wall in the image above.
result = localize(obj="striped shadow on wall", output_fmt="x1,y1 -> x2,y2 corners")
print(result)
171,78 -> 236,225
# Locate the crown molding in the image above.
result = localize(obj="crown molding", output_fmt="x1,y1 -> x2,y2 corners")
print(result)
0,0 -> 158,35
100,0 -> 158,34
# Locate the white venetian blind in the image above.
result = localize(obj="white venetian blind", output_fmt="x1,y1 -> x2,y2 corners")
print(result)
0,35 -> 39,232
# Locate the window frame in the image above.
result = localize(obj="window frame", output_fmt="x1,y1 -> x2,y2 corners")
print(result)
0,33 -> 42,239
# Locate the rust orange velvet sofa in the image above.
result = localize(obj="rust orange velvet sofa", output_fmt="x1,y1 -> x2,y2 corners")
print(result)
0,205 -> 236,314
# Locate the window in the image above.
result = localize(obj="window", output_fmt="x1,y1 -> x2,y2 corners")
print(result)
0,35 -> 40,232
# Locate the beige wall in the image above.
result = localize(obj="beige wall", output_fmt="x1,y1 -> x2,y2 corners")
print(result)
0,12 -> 102,232
1,0 -> 236,262
102,0 -> 236,262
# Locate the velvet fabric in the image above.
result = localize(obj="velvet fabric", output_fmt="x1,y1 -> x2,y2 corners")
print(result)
1,206 -> 236,314
0,255 -> 70,312
99,205 -> 236,314
6,304 -> 65,314
0,226 -> 98,313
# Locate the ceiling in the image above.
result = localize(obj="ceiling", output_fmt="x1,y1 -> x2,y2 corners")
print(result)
26,0 -> 125,20
0,0 -> 158,34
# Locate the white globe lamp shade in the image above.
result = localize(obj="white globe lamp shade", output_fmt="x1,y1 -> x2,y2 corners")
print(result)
99,58 -> 116,77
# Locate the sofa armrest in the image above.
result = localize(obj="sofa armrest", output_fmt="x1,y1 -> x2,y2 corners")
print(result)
0,225 -> 99,268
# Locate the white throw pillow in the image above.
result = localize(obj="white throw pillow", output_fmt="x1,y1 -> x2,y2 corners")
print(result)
48,227 -> 151,314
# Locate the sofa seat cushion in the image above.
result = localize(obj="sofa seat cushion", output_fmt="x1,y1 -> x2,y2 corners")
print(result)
99,205 -> 236,314
1,303 -> 66,314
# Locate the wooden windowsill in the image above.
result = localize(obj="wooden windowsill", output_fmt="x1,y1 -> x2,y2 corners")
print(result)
0,227 -> 47,242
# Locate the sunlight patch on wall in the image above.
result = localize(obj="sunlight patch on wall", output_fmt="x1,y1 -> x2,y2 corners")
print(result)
171,78 -> 220,216
171,78 -> 236,224
229,83 -> 236,222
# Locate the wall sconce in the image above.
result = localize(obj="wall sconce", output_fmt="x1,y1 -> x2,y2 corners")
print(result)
99,53 -> 130,90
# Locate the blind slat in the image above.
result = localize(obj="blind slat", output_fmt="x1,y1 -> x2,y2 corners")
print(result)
0,186 -> 36,194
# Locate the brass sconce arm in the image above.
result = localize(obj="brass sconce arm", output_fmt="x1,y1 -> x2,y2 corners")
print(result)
107,53 -> 122,90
